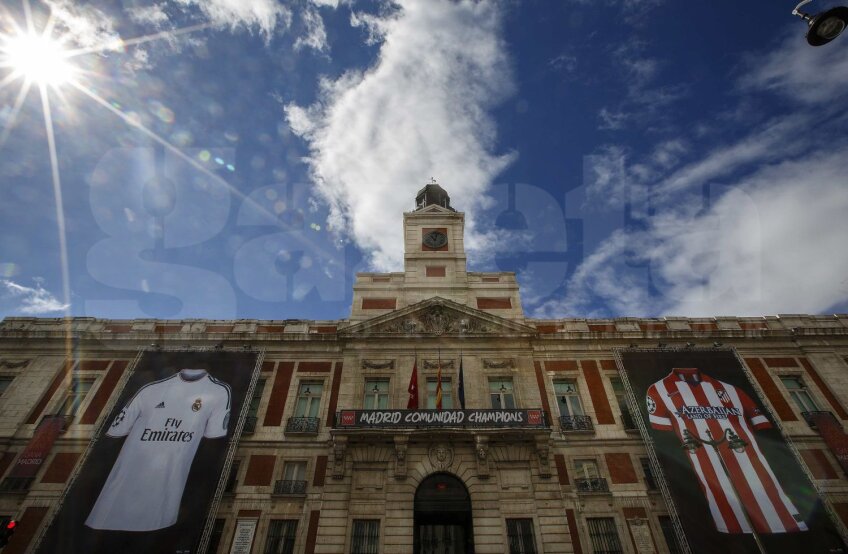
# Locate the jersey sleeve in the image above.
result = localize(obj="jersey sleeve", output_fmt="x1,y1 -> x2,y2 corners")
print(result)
204,382 -> 231,439
740,388 -> 771,430
106,385 -> 144,437
646,383 -> 673,431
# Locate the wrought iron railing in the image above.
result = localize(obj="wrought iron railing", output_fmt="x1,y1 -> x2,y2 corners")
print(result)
0,477 -> 34,493
242,416 -> 258,435
574,477 -> 609,493
560,414 -> 594,432
273,480 -> 307,495
801,410 -> 836,429
41,414 -> 72,433
285,416 -> 320,434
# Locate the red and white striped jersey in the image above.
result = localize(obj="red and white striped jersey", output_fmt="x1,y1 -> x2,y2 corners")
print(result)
647,367 -> 807,535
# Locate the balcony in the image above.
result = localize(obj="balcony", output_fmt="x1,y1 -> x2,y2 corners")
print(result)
273,479 -> 307,496
334,409 -> 549,430
286,417 -> 320,435
574,477 -> 609,494
559,415 -> 594,433
801,411 -> 836,429
242,416 -> 258,435
40,414 -> 72,433
620,410 -> 638,432
0,477 -> 33,493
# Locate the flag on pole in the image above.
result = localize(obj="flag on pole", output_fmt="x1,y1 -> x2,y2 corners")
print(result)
407,358 -> 419,409
436,355 -> 443,410
458,356 -> 466,409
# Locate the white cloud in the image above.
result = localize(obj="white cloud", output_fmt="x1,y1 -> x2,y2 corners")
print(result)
46,0 -> 121,48
2,279 -> 69,314
739,29 -> 848,104
294,7 -> 329,52
540,143 -> 848,318
285,0 -> 515,270
173,0 -> 291,36
128,4 -> 171,27
597,43 -> 686,130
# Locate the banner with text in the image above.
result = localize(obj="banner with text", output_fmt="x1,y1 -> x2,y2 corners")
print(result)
36,350 -> 260,554
618,349 -> 846,554
336,409 -> 547,429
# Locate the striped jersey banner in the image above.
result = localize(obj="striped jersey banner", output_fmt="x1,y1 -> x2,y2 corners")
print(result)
647,368 -> 807,535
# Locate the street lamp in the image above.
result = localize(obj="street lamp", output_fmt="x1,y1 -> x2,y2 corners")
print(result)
793,0 -> 848,46
680,428 -> 765,553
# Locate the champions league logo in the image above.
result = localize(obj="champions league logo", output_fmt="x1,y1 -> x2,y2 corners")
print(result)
112,409 -> 126,428
646,395 -> 657,414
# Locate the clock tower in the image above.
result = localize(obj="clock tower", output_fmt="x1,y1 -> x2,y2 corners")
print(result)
349,182 -> 523,321
403,183 -> 468,295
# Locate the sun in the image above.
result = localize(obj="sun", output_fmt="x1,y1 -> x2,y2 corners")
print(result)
1,30 -> 76,86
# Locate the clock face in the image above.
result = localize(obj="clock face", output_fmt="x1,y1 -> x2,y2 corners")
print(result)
423,230 -> 448,249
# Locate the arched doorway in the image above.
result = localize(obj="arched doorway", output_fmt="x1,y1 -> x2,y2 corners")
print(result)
414,473 -> 475,554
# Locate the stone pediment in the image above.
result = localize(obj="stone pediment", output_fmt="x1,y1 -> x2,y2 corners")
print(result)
341,297 -> 536,337
411,204 -> 457,215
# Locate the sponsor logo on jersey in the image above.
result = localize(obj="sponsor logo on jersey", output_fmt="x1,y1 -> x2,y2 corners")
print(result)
677,405 -> 742,420
155,402 -> 165,409
140,417 -> 195,442
192,398 -> 202,412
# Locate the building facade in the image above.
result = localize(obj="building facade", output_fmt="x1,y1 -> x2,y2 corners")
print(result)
1,185 -> 848,553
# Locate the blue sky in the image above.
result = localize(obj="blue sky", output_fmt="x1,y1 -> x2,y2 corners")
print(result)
1,0 -> 847,321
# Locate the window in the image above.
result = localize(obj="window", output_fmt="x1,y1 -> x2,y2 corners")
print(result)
57,379 -> 94,417
489,378 -> 515,409
586,517 -> 623,554
265,519 -> 297,554
640,458 -> 657,490
658,516 -> 681,554
554,380 -> 584,416
0,376 -> 13,397
610,377 -> 635,429
351,519 -> 380,554
574,459 -> 600,480
426,378 -> 453,409
208,519 -> 226,554
506,518 -> 537,554
225,460 -> 240,493
294,382 -> 323,418
364,379 -> 390,410
780,376 -> 819,413
283,461 -> 306,482
244,378 -> 266,433
276,462 -> 307,495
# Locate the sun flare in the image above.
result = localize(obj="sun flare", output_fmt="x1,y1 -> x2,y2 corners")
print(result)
2,31 -> 76,86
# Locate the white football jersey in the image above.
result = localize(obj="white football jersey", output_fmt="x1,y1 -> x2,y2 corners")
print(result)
85,369 -> 231,531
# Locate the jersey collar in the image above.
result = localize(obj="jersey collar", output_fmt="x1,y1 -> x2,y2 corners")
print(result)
178,368 -> 208,382
671,367 -> 702,384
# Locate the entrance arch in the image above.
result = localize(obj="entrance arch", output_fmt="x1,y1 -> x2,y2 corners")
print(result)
414,473 -> 475,554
